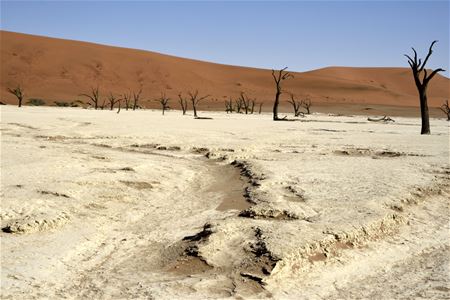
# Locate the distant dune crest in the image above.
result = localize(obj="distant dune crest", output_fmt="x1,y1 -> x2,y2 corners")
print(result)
0,30 -> 448,108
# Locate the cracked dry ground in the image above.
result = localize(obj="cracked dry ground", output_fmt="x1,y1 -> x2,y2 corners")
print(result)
1,106 -> 449,299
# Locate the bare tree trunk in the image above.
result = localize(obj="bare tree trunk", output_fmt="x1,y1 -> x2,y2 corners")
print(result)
271,67 -> 293,121
108,93 -> 119,111
188,90 -> 209,119
258,103 -> 263,114
405,41 -> 445,134
300,98 -> 312,115
235,99 -> 242,113
181,100 -> 187,114
80,86 -> 100,109
7,86 -> 24,107
419,91 -> 430,134
192,103 -> 198,118
18,94 -> 23,107
178,94 -> 188,115
224,98 -> 234,113
288,93 -> 302,116
273,89 -> 281,120
117,99 -> 121,114
133,89 -> 142,111
238,92 -> 250,114
439,100 -> 450,121
156,93 -> 170,115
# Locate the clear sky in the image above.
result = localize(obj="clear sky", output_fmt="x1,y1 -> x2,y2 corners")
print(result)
1,1 -> 449,76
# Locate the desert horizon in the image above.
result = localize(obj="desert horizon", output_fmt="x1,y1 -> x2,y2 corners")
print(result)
1,30 -> 449,117
1,1 -> 449,299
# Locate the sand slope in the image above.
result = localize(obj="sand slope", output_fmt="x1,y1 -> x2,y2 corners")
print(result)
1,31 -> 448,109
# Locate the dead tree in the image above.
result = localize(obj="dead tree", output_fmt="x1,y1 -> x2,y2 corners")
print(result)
80,87 -> 100,109
188,90 -> 209,118
440,100 -> 450,121
156,92 -> 170,115
287,93 -> 303,117
272,67 -> 293,120
368,116 -> 395,123
239,92 -> 251,114
300,97 -> 312,114
122,91 -> 131,110
132,89 -> 142,110
117,98 -> 122,114
225,98 -> 234,113
107,93 -> 121,110
405,41 -> 445,134
178,93 -> 188,115
7,85 -> 24,107
250,99 -> 255,114
235,98 -> 243,113
258,103 -> 263,114
242,93 -> 249,114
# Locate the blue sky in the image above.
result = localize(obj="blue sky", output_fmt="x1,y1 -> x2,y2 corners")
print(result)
1,1 -> 449,76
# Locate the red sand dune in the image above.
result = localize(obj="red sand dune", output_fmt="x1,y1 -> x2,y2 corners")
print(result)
1,30 -> 448,112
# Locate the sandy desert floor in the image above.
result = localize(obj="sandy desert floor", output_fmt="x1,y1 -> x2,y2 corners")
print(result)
1,106 -> 449,299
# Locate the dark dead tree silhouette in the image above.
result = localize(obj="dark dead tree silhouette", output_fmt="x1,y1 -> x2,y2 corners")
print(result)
108,93 -> 121,110
239,92 -> 252,114
156,92 -> 170,115
80,87 -> 100,109
122,91 -> 131,110
287,93 -> 303,117
225,98 -> 234,113
100,99 -> 106,110
117,98 -> 122,114
235,98 -> 243,113
440,100 -> 450,121
368,116 -> 395,123
272,67 -> 293,120
250,99 -> 255,114
7,85 -> 24,107
188,90 -> 209,118
405,40 -> 445,134
300,97 -> 312,114
178,93 -> 188,115
132,89 -> 142,111
258,103 -> 263,114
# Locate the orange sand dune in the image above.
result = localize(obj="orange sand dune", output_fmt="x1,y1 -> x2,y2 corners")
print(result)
1,30 -> 448,111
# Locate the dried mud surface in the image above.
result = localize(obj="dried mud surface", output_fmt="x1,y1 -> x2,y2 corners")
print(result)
1,106 -> 449,299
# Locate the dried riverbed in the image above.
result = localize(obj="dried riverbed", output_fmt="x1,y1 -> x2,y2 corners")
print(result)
1,106 -> 449,299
